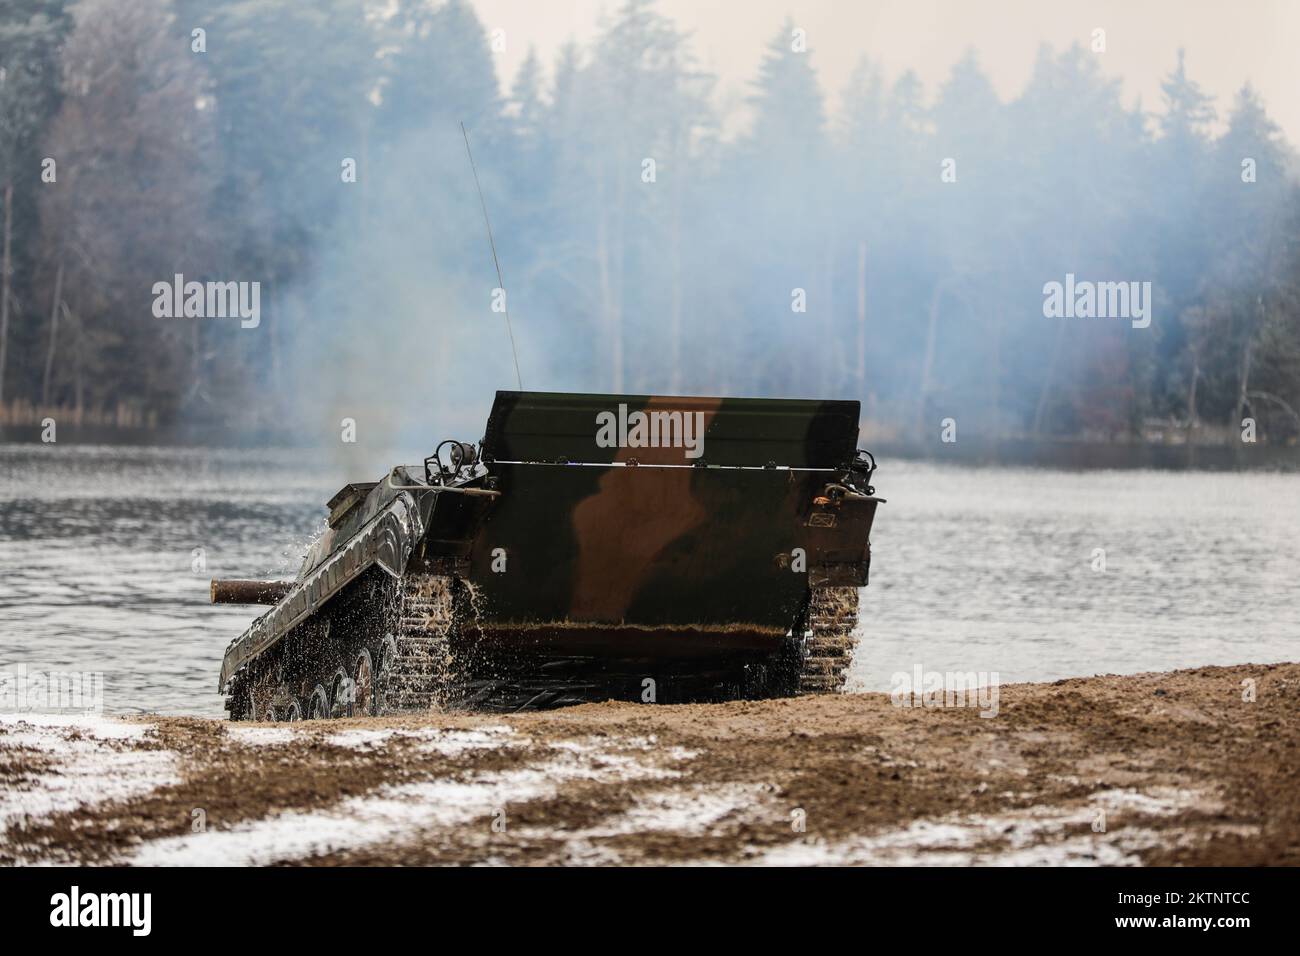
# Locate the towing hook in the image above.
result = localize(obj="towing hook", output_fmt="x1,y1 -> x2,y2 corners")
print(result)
815,483 -> 852,506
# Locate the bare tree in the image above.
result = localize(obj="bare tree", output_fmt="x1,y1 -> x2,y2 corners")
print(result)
37,0 -> 216,413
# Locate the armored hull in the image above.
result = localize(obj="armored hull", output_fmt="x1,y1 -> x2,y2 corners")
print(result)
217,391 -> 883,719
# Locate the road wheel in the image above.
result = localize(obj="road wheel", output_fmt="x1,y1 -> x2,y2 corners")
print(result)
330,669 -> 353,719
375,633 -> 400,715
307,684 -> 330,720
353,649 -> 375,717
276,698 -> 302,722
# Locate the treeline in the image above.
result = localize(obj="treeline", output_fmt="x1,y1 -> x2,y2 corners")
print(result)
0,0 -> 1298,443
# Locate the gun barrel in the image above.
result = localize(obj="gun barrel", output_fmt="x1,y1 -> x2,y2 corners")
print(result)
210,579 -> 294,605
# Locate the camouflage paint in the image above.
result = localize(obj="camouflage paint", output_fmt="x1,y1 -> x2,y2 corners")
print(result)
219,391 -> 880,691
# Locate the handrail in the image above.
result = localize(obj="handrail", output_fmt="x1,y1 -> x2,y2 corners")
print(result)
384,473 -> 500,496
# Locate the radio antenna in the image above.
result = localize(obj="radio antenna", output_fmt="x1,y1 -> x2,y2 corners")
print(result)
461,121 -> 523,391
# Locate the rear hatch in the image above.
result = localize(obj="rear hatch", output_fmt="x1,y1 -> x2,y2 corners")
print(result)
457,392 -> 874,656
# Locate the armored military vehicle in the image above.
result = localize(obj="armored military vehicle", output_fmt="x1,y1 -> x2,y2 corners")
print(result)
214,391 -> 882,719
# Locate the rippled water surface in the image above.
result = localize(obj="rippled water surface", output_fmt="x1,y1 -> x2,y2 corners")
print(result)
1,445 -> 1296,716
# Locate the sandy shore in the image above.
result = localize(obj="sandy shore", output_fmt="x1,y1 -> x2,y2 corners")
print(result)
2,662 -> 1297,866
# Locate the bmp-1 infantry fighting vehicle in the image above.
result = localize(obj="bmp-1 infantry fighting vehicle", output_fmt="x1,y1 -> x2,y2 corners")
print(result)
214,391 -> 883,719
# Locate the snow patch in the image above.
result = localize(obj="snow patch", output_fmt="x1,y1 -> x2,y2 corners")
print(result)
324,726 -> 517,755
410,726 -> 517,757
131,769 -> 557,866
226,726 -> 297,747
0,712 -> 152,743
225,724 -> 518,756
0,716 -> 178,845
616,785 -> 760,835
125,734 -> 670,866
756,787 -> 1214,866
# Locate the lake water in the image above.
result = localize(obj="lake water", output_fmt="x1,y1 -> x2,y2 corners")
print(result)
1,444 -> 1297,717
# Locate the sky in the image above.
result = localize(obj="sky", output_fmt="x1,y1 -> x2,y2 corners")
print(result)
468,0 -> 1300,144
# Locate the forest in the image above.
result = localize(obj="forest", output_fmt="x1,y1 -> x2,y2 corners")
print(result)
0,0 -> 1297,449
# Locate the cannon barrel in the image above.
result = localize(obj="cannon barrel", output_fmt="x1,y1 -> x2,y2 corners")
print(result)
210,579 -> 294,605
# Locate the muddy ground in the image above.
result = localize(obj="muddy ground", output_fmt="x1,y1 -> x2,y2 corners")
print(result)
2,662 -> 1297,866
